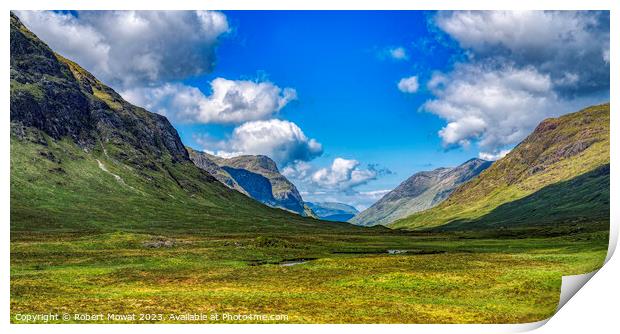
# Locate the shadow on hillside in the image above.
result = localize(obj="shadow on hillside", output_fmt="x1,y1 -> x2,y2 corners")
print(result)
428,164 -> 610,236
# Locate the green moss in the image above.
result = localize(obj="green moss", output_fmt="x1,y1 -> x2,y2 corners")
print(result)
10,80 -> 45,101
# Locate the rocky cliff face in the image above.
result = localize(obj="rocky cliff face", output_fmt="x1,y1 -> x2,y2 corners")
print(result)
189,149 -> 314,217
350,158 -> 492,226
187,147 -> 248,195
11,12 -> 191,169
11,13 -> 95,147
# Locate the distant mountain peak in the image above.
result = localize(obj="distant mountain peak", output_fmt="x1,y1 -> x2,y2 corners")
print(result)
307,202 -> 359,222
350,158 -> 492,226
226,154 -> 280,174
188,148 -> 314,217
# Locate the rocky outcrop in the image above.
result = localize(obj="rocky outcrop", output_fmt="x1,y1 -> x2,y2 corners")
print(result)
187,147 -> 248,195
11,12 -> 190,168
189,149 -> 314,217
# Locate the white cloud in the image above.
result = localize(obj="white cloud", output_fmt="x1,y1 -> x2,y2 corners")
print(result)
359,189 -> 391,200
397,76 -> 420,93
478,149 -> 511,161
121,79 -> 297,124
423,64 -> 558,151
388,47 -> 409,60
421,11 -> 609,154
423,63 -> 606,153
16,10 -> 229,88
285,159 -> 393,210
436,11 -> 599,57
201,119 -> 322,166
282,161 -> 313,180
434,11 -> 609,95
602,48 -> 610,64
311,158 -> 377,191
437,116 -> 486,149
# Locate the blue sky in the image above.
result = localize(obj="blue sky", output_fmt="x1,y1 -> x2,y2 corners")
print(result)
17,10 -> 610,209
177,11 -> 472,199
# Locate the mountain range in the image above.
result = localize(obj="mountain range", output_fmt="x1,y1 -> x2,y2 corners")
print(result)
9,11 -> 610,236
350,158 -> 492,226
391,103 -> 610,231
306,202 -> 359,222
188,148 -> 315,217
9,12 -> 360,235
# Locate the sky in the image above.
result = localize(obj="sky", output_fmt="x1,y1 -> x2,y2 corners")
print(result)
16,10 -> 610,210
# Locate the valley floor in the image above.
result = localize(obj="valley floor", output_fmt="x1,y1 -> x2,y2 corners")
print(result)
10,228 -> 608,324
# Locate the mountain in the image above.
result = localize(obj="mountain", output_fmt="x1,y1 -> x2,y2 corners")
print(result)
188,149 -> 315,217
391,103 -> 610,231
306,202 -> 359,222
186,147 -> 248,195
10,13 -> 360,235
350,159 -> 492,226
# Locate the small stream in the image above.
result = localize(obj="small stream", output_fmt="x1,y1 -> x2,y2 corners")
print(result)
332,249 -> 447,255
247,258 -> 318,267
279,260 -> 310,266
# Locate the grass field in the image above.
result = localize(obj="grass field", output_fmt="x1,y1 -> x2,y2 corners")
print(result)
10,130 -> 611,324
10,228 -> 608,324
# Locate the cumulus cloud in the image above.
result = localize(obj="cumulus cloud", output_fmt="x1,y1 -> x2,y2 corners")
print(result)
281,161 -> 313,180
435,10 -> 609,96
284,159 -> 393,210
310,158 -> 378,191
284,158 -> 392,193
16,10 -> 229,88
199,119 -> 322,166
424,62 -> 607,156
121,79 -> 297,124
397,76 -> 420,93
478,149 -> 511,161
423,63 -> 570,155
422,10 -> 609,156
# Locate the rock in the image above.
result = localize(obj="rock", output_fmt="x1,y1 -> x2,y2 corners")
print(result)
143,238 -> 176,248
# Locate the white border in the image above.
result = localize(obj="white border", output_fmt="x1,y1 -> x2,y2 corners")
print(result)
4,0 -> 617,10
2,1 -> 617,333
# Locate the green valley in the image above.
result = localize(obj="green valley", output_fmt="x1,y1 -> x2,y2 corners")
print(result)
9,12 -> 610,324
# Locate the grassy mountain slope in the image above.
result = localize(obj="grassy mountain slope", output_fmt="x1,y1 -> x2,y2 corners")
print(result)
391,104 -> 610,230
351,158 -> 491,226
10,13 -> 361,237
434,164 -> 609,232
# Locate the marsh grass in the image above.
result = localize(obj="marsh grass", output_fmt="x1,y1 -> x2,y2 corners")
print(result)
10,230 -> 608,324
